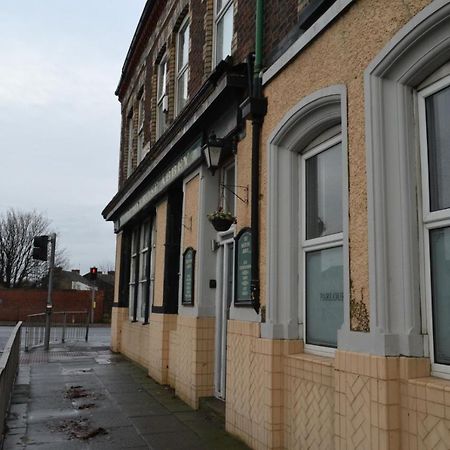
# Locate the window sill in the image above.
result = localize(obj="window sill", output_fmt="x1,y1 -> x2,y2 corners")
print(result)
287,351 -> 335,368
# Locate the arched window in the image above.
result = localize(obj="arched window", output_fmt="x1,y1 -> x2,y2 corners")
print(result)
264,86 -> 349,355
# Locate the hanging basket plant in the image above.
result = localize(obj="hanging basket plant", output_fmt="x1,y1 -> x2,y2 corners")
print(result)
207,208 -> 236,232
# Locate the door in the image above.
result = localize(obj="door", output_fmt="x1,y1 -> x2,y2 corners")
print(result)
214,238 -> 234,400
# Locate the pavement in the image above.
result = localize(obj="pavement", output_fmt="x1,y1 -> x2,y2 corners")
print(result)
3,331 -> 249,449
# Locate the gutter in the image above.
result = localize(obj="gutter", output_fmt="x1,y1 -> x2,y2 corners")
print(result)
115,0 -> 156,97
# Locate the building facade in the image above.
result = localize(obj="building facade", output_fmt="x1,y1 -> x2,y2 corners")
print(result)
103,0 -> 450,448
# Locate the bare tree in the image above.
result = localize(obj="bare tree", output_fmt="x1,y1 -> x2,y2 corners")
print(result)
0,209 -> 69,288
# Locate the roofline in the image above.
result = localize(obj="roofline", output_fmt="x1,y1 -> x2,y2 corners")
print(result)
115,0 -> 155,97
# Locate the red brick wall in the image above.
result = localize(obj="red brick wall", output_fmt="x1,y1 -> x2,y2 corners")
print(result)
0,289 -> 105,323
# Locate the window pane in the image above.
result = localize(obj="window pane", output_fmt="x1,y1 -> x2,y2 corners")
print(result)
306,246 -> 344,348
306,143 -> 342,239
178,23 -> 189,69
177,72 -> 188,111
426,85 -> 450,211
158,60 -> 167,98
216,3 -> 233,64
430,226 -> 450,365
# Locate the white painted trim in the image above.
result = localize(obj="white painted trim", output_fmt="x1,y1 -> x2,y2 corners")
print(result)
175,15 -> 190,116
262,85 -> 349,342
212,0 -> 234,67
263,0 -> 355,85
363,0 -> 450,357
418,77 -> 450,376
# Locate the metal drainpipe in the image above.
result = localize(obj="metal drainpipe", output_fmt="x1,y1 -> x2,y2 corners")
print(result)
250,0 -> 265,314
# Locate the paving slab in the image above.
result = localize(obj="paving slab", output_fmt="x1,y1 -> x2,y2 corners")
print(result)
3,342 -> 250,450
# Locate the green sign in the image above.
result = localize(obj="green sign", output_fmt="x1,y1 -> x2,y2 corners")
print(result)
182,247 -> 195,306
235,229 -> 252,305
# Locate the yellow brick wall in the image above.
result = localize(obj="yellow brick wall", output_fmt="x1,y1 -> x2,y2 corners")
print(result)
168,315 -> 215,409
153,199 -> 167,307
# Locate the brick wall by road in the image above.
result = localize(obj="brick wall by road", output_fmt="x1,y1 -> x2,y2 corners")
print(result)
0,289 -> 104,323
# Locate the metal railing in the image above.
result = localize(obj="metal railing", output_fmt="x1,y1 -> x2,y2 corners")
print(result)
24,311 -> 89,352
0,322 -> 22,446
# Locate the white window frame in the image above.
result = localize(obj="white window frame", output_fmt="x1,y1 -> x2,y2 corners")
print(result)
213,0 -> 234,66
176,17 -> 190,114
221,161 -> 236,216
136,221 -> 150,322
149,219 -> 157,312
127,112 -> 134,178
137,92 -> 145,163
156,54 -> 168,139
418,75 -> 450,378
300,134 -> 343,357
128,227 -> 139,320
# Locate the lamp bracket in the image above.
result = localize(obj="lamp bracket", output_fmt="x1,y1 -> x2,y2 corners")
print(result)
221,184 -> 248,204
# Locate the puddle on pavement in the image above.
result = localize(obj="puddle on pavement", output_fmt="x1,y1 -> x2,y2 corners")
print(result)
53,418 -> 107,440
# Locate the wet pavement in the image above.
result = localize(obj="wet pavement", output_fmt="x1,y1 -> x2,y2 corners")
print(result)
3,339 -> 249,449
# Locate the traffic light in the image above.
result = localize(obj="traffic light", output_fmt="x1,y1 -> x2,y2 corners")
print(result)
89,267 -> 98,281
32,235 -> 49,261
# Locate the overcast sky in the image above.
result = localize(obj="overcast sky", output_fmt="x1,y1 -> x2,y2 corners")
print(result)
0,1 -> 146,273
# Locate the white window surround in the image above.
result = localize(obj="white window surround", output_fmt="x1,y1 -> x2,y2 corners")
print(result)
128,227 -> 138,320
127,113 -> 134,178
360,0 -> 450,358
213,0 -> 234,66
418,76 -> 450,378
156,55 -> 168,139
301,135 -> 344,356
137,93 -> 145,163
262,85 -> 350,344
176,16 -> 190,114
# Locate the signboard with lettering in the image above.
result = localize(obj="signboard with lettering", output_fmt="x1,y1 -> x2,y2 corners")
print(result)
182,247 -> 196,306
234,228 -> 252,306
116,140 -> 202,230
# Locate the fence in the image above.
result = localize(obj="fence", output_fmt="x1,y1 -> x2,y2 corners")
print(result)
0,322 -> 22,445
24,311 -> 89,351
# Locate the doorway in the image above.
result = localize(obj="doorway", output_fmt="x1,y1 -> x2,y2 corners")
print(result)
214,232 -> 234,400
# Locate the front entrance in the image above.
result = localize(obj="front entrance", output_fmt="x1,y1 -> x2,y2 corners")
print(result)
214,233 -> 234,400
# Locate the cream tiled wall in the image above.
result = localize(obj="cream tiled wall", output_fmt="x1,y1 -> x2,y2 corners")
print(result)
147,313 -> 177,384
226,320 -> 450,450
168,315 -> 215,408
118,317 -> 151,368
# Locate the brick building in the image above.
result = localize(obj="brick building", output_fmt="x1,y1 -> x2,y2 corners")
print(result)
103,0 -> 450,448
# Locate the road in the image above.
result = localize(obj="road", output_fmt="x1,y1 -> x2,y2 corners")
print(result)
0,325 -> 111,352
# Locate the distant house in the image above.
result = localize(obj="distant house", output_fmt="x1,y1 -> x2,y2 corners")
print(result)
82,270 -> 115,322
50,268 -> 95,291
42,268 -> 115,322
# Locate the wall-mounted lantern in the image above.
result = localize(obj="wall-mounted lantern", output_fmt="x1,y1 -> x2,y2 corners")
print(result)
202,134 -> 224,176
